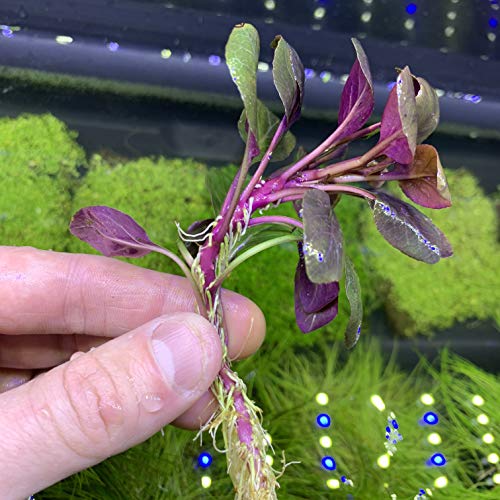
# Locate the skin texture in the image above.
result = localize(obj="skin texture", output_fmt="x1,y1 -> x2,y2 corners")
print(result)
0,247 -> 265,499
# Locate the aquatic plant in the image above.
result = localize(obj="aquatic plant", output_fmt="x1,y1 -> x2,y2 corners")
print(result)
69,23 -> 452,498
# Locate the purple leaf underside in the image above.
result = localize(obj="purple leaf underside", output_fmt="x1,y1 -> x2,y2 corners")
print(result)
344,256 -> 362,349
379,66 -> 417,165
337,38 -> 374,140
70,206 -> 159,258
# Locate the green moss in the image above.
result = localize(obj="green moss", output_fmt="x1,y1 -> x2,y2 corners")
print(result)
39,340 -> 500,499
361,169 -> 500,336
0,114 -> 84,250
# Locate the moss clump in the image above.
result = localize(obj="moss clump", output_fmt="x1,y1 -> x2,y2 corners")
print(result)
0,114 -> 84,250
69,154 -> 213,274
361,169 -> 500,336
39,339 -> 500,499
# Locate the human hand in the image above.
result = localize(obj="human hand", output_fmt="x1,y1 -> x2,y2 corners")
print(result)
0,247 -> 265,499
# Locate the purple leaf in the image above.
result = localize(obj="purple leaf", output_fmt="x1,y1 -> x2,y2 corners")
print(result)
337,38 -> 374,140
302,189 -> 344,284
294,250 -> 339,333
370,192 -> 453,264
70,206 -> 159,258
344,256 -> 362,349
295,243 -> 339,313
393,145 -> 451,209
379,67 -> 417,165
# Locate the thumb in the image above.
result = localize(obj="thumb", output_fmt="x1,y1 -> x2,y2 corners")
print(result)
0,313 -> 222,499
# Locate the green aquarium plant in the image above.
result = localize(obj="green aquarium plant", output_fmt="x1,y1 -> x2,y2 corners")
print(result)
69,24 -> 453,498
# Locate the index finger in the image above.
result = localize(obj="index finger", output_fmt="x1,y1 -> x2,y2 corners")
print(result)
0,247 -> 266,359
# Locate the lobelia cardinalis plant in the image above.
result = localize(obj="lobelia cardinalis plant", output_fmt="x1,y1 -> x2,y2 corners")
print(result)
69,23 -> 453,499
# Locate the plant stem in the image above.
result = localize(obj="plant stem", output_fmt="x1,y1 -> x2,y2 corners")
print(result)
248,215 -> 303,230
335,172 -> 428,183
240,117 -> 288,205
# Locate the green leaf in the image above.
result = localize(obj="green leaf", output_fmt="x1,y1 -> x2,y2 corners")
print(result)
302,189 -> 344,284
225,23 -> 260,136
414,76 -> 440,143
344,256 -> 363,349
238,99 -> 296,165
205,165 -> 239,215
271,35 -> 304,126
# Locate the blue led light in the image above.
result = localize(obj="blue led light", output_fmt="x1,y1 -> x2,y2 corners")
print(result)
317,413 -> 331,428
430,452 -> 446,467
489,17 -> 498,28
1,28 -> 13,38
198,452 -> 213,468
208,55 -> 221,66
406,3 -> 417,15
321,456 -> 337,471
305,68 -> 315,79
107,42 -> 119,52
423,411 -> 439,425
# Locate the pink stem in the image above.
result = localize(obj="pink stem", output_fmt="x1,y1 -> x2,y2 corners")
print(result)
240,117 -> 288,205
248,215 -> 303,230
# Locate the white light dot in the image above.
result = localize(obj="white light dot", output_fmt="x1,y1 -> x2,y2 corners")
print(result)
404,18 -> 415,30
493,4 -> 500,11
487,453 -> 499,464
435,88 -> 445,97
434,476 -> 448,488
482,433 -> 495,444
264,433 -> 272,445
314,7 -> 326,20
420,393 -> 435,406
450,0 -> 459,3
477,413 -> 489,425
182,52 -> 191,63
326,478 -> 340,489
493,473 -> 500,484
472,395 -> 485,406
444,26 -> 455,37
161,49 -> 172,59
426,489 -> 433,496
265,454 -> 274,466
55,35 -> 73,45
487,32 -> 497,42
427,433 -> 442,445
316,392 -> 329,405
447,11 -> 457,20
361,11 -> 372,23
201,475 -> 212,488
469,131 -> 479,139
264,17 -> 274,24
377,453 -> 391,469
363,0 -> 373,4
257,61 -> 269,72
319,435 -> 333,448
311,24 -> 322,31
370,394 -> 386,411
264,0 -> 275,11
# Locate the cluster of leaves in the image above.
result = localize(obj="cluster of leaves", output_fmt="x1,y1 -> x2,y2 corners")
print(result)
214,23 -> 453,348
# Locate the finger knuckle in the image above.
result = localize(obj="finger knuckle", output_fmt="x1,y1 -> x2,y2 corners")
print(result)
58,353 -> 127,458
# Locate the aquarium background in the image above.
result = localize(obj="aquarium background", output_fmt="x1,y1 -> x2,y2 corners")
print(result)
0,0 -> 499,498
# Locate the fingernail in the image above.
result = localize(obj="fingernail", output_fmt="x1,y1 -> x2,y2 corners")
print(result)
151,318 -> 207,395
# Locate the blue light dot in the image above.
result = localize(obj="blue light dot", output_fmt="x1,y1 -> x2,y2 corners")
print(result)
392,419 -> 399,429
305,68 -> 315,79
430,452 -> 446,466
489,17 -> 498,28
406,3 -> 417,15
2,29 -> 13,38
321,456 -> 337,471
423,411 -> 439,425
198,452 -> 213,468
386,426 -> 391,433
317,413 -> 331,428
107,42 -> 119,52
208,54 -> 221,66
341,475 -> 347,483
